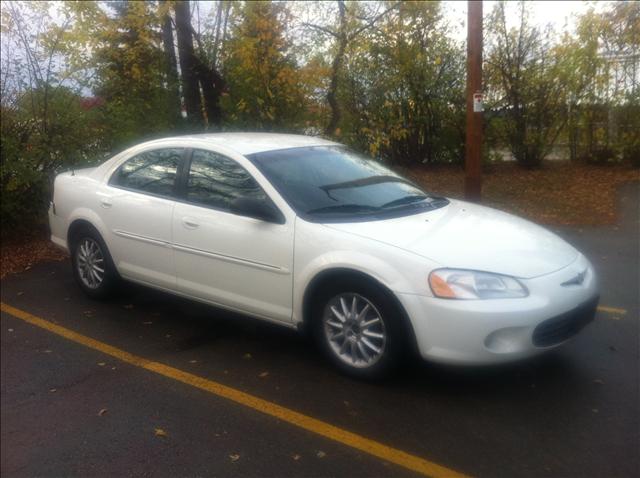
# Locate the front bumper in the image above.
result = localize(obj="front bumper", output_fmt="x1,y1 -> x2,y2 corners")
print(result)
398,255 -> 599,365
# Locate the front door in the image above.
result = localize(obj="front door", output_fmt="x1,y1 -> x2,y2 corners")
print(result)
172,149 -> 294,323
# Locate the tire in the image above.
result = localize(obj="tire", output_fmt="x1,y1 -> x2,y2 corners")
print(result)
70,228 -> 119,299
311,278 -> 407,380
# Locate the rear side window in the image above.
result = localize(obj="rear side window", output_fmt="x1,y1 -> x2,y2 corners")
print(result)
186,149 -> 268,212
110,148 -> 183,197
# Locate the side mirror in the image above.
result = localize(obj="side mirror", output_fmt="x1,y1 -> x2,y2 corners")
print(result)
230,197 -> 285,224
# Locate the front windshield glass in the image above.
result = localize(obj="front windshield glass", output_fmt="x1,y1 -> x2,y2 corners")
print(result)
248,146 -> 448,221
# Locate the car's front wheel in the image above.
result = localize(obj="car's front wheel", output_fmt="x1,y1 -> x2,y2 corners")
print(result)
312,280 -> 406,379
70,229 -> 118,299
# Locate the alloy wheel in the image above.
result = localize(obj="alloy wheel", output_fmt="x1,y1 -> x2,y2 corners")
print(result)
323,293 -> 387,368
76,237 -> 105,289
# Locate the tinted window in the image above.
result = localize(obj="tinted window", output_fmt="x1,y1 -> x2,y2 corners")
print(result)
249,146 -> 448,221
186,149 -> 269,212
110,148 -> 182,196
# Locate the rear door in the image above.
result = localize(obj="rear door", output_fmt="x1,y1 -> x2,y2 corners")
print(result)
99,147 -> 185,289
172,148 -> 295,323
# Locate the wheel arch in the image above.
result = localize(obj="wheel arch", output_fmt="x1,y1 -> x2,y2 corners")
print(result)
67,217 -> 121,281
300,267 -> 420,356
67,218 -> 103,248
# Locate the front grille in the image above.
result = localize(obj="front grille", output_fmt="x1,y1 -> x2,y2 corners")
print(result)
532,296 -> 599,347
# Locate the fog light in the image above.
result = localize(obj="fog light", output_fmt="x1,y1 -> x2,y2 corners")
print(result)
484,327 -> 531,354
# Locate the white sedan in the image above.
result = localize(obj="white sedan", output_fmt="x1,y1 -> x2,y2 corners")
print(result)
49,133 -> 599,378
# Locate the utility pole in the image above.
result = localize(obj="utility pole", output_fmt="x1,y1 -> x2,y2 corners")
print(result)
465,0 -> 483,202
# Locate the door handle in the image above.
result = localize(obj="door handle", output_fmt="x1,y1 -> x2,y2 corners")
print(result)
100,198 -> 112,208
182,217 -> 200,229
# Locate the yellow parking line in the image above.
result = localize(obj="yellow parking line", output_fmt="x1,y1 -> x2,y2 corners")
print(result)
597,306 -> 627,315
1,302 -> 468,478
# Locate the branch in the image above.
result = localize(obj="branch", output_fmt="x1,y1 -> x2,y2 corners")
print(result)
302,22 -> 338,38
349,1 -> 401,40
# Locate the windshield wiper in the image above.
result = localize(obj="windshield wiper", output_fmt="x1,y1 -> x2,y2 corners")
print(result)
320,175 -> 412,193
381,194 -> 429,209
306,204 -> 382,215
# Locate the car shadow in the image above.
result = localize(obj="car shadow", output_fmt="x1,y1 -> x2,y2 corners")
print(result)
110,281 -> 592,400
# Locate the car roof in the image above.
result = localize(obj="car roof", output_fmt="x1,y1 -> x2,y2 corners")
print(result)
149,132 -> 340,156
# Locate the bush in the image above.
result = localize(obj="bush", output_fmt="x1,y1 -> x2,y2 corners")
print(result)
623,142 -> 640,168
583,145 -> 618,165
1,87 -> 105,235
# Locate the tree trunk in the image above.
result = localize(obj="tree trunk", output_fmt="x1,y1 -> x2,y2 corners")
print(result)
325,0 -> 346,136
174,0 -> 202,127
160,1 -> 181,124
194,56 -> 225,128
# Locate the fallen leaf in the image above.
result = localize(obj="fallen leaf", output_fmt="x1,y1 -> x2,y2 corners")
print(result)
292,454 -> 301,461
111,367 -> 117,370
98,408 -> 108,416
259,371 -> 269,378
97,362 -> 106,367
154,428 -> 168,437
49,388 -> 57,393
229,454 -> 240,462
316,451 -> 326,458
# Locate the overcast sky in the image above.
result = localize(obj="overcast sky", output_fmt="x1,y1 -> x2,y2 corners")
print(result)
193,1 -> 615,43
443,1 -> 616,41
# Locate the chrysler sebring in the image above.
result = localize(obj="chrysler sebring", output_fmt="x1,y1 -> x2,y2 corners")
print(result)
49,133 -> 599,378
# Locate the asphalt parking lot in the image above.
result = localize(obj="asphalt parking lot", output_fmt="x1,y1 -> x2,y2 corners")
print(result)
2,183 -> 638,478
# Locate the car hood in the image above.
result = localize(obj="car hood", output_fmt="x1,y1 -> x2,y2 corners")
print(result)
324,199 -> 579,279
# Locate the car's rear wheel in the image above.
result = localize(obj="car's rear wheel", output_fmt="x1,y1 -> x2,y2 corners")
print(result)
312,279 -> 405,379
70,229 -> 118,299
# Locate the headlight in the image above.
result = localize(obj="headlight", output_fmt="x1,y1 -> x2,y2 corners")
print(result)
429,269 -> 528,299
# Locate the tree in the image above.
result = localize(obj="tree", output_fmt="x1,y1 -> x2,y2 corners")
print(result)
1,1 -> 102,231
174,0 -> 202,126
221,1 -> 304,130
302,1 -> 400,136
570,1 -> 640,164
485,1 -> 570,168
173,0 -> 225,129
89,1 -> 177,148
160,0 -> 181,125
339,1 -> 466,163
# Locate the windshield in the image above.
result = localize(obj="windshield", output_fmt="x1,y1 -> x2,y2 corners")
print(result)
248,146 -> 448,221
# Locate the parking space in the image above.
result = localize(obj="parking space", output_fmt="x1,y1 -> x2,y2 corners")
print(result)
2,183 -> 638,477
